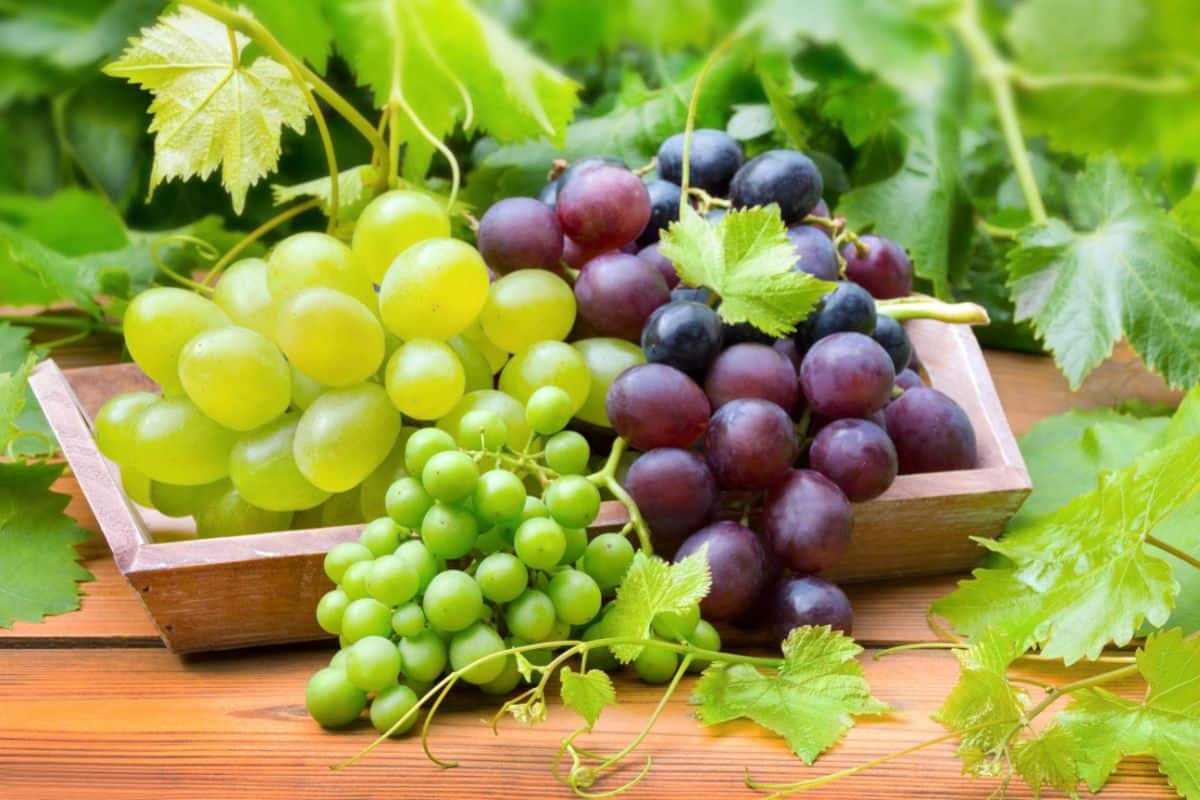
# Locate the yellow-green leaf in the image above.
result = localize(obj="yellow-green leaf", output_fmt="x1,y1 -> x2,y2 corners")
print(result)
559,667 -> 616,729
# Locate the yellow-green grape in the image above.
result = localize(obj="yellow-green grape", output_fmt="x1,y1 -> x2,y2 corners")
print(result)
229,413 -> 331,511
266,231 -> 375,309
212,257 -> 277,338
498,341 -> 591,415
378,238 -> 489,341
149,479 -> 224,517
460,321 -> 509,373
572,337 -> 645,427
352,190 -> 451,283
178,327 -> 291,431
94,391 -> 157,464
317,488 -> 366,527
384,339 -> 465,421
193,484 -> 293,538
124,288 -> 230,395
294,383 -> 401,493
358,428 -> 414,521
447,335 -> 494,393
479,269 -> 575,354
290,365 -> 324,410
133,397 -> 239,485
437,390 -> 531,452
277,288 -> 384,388
119,464 -> 153,507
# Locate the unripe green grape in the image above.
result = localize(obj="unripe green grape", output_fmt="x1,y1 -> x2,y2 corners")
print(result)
544,475 -> 602,529
473,525 -> 510,556
352,190 -> 451,283
422,570 -> 483,633
479,655 -> 521,695
652,603 -> 701,641
437,390 -> 531,453
329,647 -> 352,671
686,619 -> 722,672
212,257 -> 278,339
521,496 -> 549,521
385,476 -> 434,529
379,237 -> 489,341
277,288 -> 385,388
367,553 -> 419,606
460,321 -> 509,373
289,365 -> 324,410
505,588 -> 556,642
499,341 -> 591,415
449,622 -> 507,685
194,485 -> 293,538
120,464 -> 153,507
547,569 -> 602,625
634,642 -> 678,684
473,469 -> 526,525
318,488 -> 365,526
340,598 -> 393,643
305,667 -> 366,728
582,533 -> 635,591
480,269 -> 575,353
474,552 -> 528,603
582,614 -> 619,671
572,338 -> 645,427
403,428 -> 457,477
385,339 -> 466,420
399,630 -> 448,682
420,503 -> 478,559
421,451 -> 479,504
559,527 -> 588,566
544,431 -> 590,476
394,540 -> 439,592
267,231 -> 375,309
525,386 -> 573,435
456,409 -> 507,451
316,588 -> 351,635
124,287 -> 230,396
340,560 -> 374,600
370,683 -> 420,736
360,517 -> 402,557
294,383 -> 401,493
133,397 -> 239,485
324,541 -> 374,584
229,413 -> 330,512
347,635 -> 402,692
391,602 -> 426,638
149,479 -> 222,518
359,430 -> 413,521
178,327 -> 291,431
514,517 -> 566,570
95,391 -> 156,464
447,335 -> 494,393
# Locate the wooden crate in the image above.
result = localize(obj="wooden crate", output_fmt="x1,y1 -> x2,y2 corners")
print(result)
29,320 -> 1029,653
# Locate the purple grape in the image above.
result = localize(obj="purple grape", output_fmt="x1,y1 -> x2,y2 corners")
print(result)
763,469 -> 852,573
895,368 -> 924,391
809,419 -> 897,502
637,242 -> 679,289
562,236 -> 605,269
671,285 -> 716,305
811,198 -> 831,220
477,197 -> 563,274
788,225 -> 839,281
537,179 -> 561,208
674,521 -> 767,620
773,337 -> 803,375
799,332 -> 895,419
636,179 -> 683,248
704,343 -> 797,412
871,315 -> 913,373
705,398 -> 797,490
767,575 -> 853,642
885,387 -> 977,473
843,235 -> 913,299
641,301 -> 724,378
607,363 -> 710,451
729,150 -> 823,224
625,448 -> 719,557
656,129 -> 745,196
557,165 -> 651,250
575,253 -> 670,340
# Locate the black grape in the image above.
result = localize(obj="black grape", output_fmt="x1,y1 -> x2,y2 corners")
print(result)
637,242 -> 679,289
871,315 -> 913,373
763,469 -> 852,573
704,343 -> 797,412
799,332 -> 895,419
729,150 -> 823,223
477,197 -> 563,274
641,301 -> 724,379
656,129 -> 745,196
767,575 -> 853,642
704,398 -> 797,490
895,368 -> 924,391
625,448 -> 719,557
788,225 -> 838,281
674,520 -> 768,621
843,234 -> 913,299
607,363 -> 711,451
671,285 -> 717,305
885,387 -> 977,473
636,179 -> 683,248
801,281 -> 877,345
575,253 -> 670,340
557,165 -> 651,250
809,419 -> 897,502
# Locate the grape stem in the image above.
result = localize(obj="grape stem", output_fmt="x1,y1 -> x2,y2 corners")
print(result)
633,158 -> 657,178
588,437 -> 654,554
1146,535 -> 1200,572
876,297 -> 990,326
678,34 -> 739,215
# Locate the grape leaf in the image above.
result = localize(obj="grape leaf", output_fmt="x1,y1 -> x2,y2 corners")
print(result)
658,205 -> 833,337
559,667 -> 616,730
0,189 -> 128,256
1172,188 -> 1200,242
0,461 -> 93,628
1007,158 -> 1200,390
0,223 -> 104,315
235,0 -> 331,71
1011,724 -> 1082,799
607,547 -> 711,663
104,6 -> 310,214
271,164 -> 380,221
693,626 -> 890,763
528,0 -> 726,60
0,324 -> 54,457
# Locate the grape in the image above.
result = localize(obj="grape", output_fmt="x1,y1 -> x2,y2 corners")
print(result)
267,232 -> 375,309
499,341 -> 591,414
773,338 -> 804,377
474,469 -> 527,525
704,343 -> 798,412
475,552 -> 529,603
477,197 -> 563,274
385,477 -> 434,529
656,129 -> 744,195
571,338 -> 645,427
634,643 -> 678,684
352,190 -> 451,283
506,589 -> 556,641
212,257 -> 277,339
290,366 -> 324,410
379,238 -> 490,340
685,619 -> 721,672
606,364 -> 710,450
455,408 -> 508,452
674,521 -> 768,620
277,288 -> 385,388
370,684 -> 419,736
447,336 -> 494,394
341,560 -> 373,600
538,177 -> 562,208
386,340 -> 467,422
562,155 -> 628,184
403,428 -> 457,476
799,332 -> 895,419
229,413 -> 330,511
574,253 -> 670,341
395,540 -> 439,592
729,150 -> 823,223
763,469 -> 853,573
94,391 -> 156,464
637,242 -> 679,289
400,630 -> 448,682
544,475 -> 601,529
524,386 -> 572,435
895,368 -> 924,391
120,465 -> 153,507
547,569 -> 602,625
583,533 -> 635,591
670,285 -> 716,305
556,165 -> 651,250
624,448 -> 718,556
133,397 -> 239,485
324,541 -> 373,583
641,301 -> 723,379
149,479 -> 220,517
545,431 -> 590,475
884,387 -> 977,473
562,236 -> 605,269
316,588 -> 350,635
811,197 -> 831,220
635,178 -> 683,248
788,225 -> 839,281
514,517 -> 567,570
422,570 -> 483,633
359,432 -> 413,520
767,576 -> 853,641
341,598 -> 394,643
799,281 -> 877,344
871,316 -> 913,374
843,235 -> 913,299
367,554 -> 419,606
653,603 -> 700,640
347,635 -> 402,692
178,327 -> 291,431
450,622 -> 507,685
809,418 -> 898,502
723,321 -> 775,347
522,496 -> 549,521
480,656 -> 522,695
421,451 -> 479,504
480,269 -> 576,354
306,667 -> 366,728
123,287 -> 229,395
294,382 -> 402,493
560,526 -> 588,564
420,503 -> 478,559
391,603 -> 426,638
438,390 -> 531,452
705,398 -> 797,490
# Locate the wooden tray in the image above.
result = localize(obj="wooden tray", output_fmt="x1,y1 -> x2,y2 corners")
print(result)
29,320 -> 1029,653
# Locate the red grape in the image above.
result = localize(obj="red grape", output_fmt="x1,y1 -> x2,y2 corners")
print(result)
895,368 -> 924,391
637,242 -> 679,289
575,253 -> 670,340
625,448 -> 719,557
763,469 -> 852,573
809,419 -> 897,502
767,575 -> 852,642
799,332 -> 895,419
477,197 -> 563,274
607,364 -> 710,451
842,235 -> 913,299
704,398 -> 797,490
674,521 -> 768,620
885,387 -> 977,473
704,343 -> 798,412
556,165 -> 651,250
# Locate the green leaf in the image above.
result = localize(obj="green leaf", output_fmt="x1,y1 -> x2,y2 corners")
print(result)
62,79 -> 152,212
1172,188 -> 1200,242
271,164 -> 380,221
658,205 -> 833,337
559,667 -> 616,730
104,6 -> 311,214
236,0 -> 332,71
0,189 -> 128,256
0,461 -> 93,628
0,324 -> 54,457
1011,725 -> 1082,799
1007,159 -> 1200,390
693,626 -> 890,763
0,222 -> 104,315
607,547 -> 711,663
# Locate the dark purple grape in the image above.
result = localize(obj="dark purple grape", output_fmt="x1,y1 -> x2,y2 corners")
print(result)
788,226 -> 838,281
557,165 -> 651,250
637,242 -> 679,289
802,281 -> 877,345
871,315 -> 912,373
537,178 -> 562,209
885,387 -> 977,473
575,253 -> 670,340
607,364 -> 710,451
636,179 -> 683,248
641,301 -> 724,378
763,469 -> 852,573
799,332 -> 895,419
773,338 -> 803,375
674,521 -> 767,620
723,321 -> 774,347
477,197 -> 563,274
625,448 -> 719,556
656,129 -> 745,196
767,575 -> 853,641
729,150 -> 823,223
705,398 -> 797,490
843,235 -> 913,299
704,343 -> 797,412
809,419 -> 897,502
562,237 -> 606,269
671,285 -> 716,305
895,368 -> 924,391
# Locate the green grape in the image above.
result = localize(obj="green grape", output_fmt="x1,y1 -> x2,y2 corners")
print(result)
582,614 -> 619,671
399,630 -> 448,682
652,603 -> 700,641
572,338 -> 645,427
456,409 -> 507,451
133,398 -> 239,485
473,526 -> 509,556
94,392 -> 156,464
480,269 -> 575,354
341,560 -> 373,600
120,464 -> 153,507
447,335 -> 494,393
289,366 -> 324,410
543,431 -> 590,476
514,517 -> 566,570
149,479 -> 222,518
367,553 -> 419,606
346,635 -> 402,692
329,647 -> 352,671
420,451 -> 479,504
324,541 -> 374,583
277,288 -> 385,388
437,390 -> 531,453
123,287 -> 230,396
305,667 -> 366,728
449,622 -> 507,685
360,518 -> 402,557
178,327 -> 291,431
294,382 -> 401,493
316,588 -> 351,635
547,569 -> 602,625
212,257 -> 278,339
340,598 -> 393,643
524,386 -> 573,436
505,589 -> 556,642
379,238 -> 489,341
229,413 -> 330,512
499,341 -> 591,415
391,602 -> 426,638
194,485 -> 293,538
420,503 -> 478,559
267,231 -> 375,309
473,469 -> 526,525
634,642 -> 678,684
318,488 -> 365,526
479,654 -> 521,695
385,339 -> 466,421
521,496 -> 548,521
422,570 -> 483,633
352,190 -> 451,283
370,683 -> 420,736
403,428 -> 457,476
582,533 -> 635,591
385,476 -> 434,529
686,619 -> 722,672
544,475 -> 602,529
395,540 -> 439,592
359,429 -> 413,520
559,527 -> 588,565
460,321 -> 509,373
474,552 -> 528,603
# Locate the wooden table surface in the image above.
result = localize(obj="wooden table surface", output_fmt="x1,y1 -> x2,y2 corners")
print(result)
0,341 -> 1184,800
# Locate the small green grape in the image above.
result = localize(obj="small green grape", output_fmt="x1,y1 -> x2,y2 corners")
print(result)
544,431 -> 590,475
547,569 -> 602,626
420,502 -> 478,559
340,560 -> 374,601
521,496 -> 549,521
505,589 -> 556,642
634,642 -> 679,684
306,667 -> 366,728
339,598 -> 394,644
316,588 -> 351,635
404,428 -> 457,476
359,517 -> 402,557
686,619 -> 722,673
399,630 -> 448,683
525,386 -> 573,435
474,552 -> 528,603
652,603 -> 701,641
449,622 -> 507,685
367,554 -> 420,606
370,683 -> 421,736
422,570 -> 483,633
385,477 -> 434,529
456,409 -> 507,451
582,533 -> 634,591
421,450 -> 479,504
394,540 -> 439,592
391,603 -> 426,638
473,469 -> 526,525
559,527 -> 588,566
544,475 -> 602,529
346,635 -> 402,692
514,517 -> 567,570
